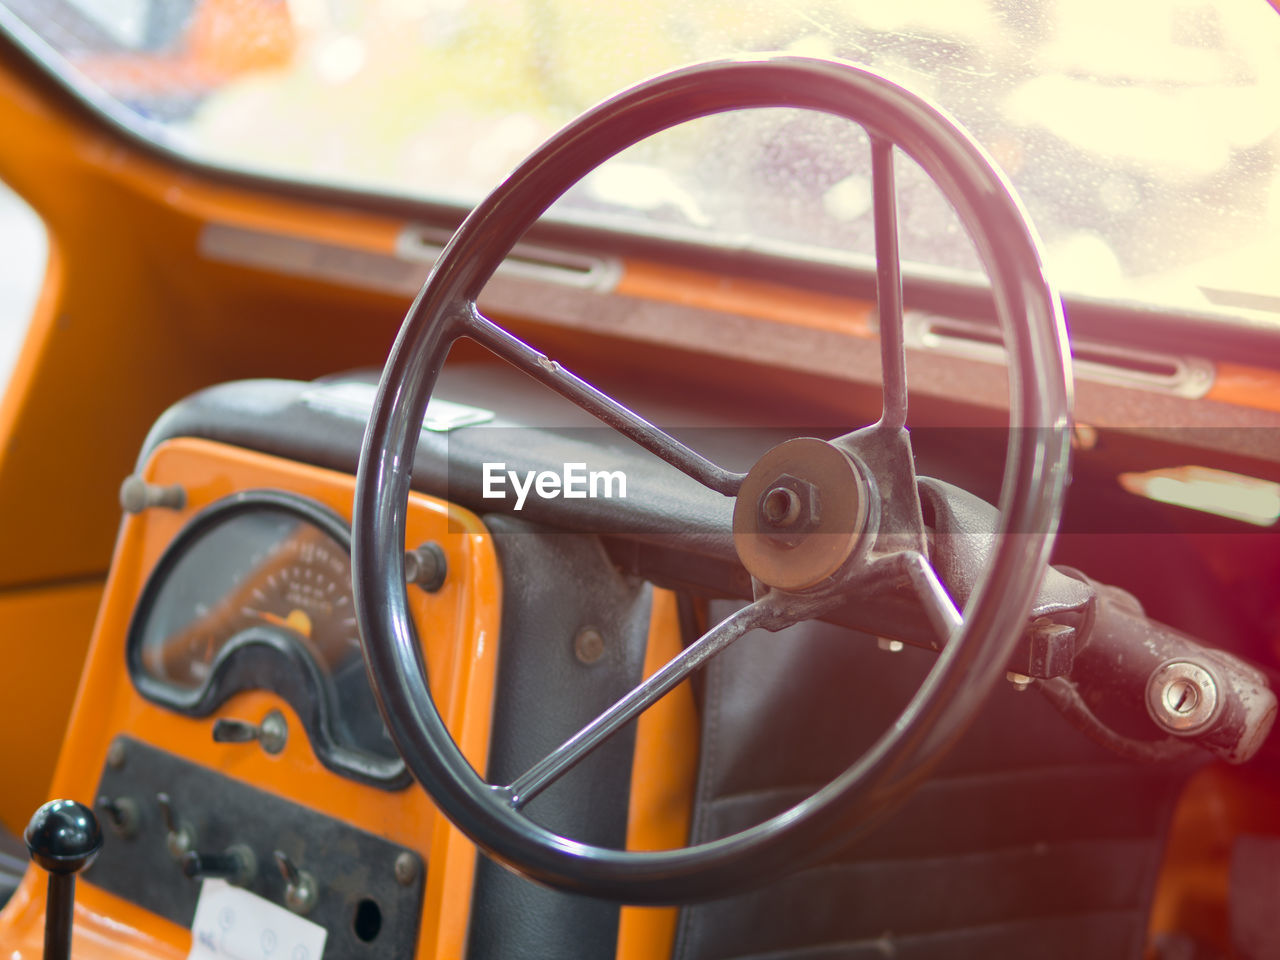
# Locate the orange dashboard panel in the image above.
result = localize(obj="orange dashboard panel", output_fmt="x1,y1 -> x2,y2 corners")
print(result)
0,437 -> 502,960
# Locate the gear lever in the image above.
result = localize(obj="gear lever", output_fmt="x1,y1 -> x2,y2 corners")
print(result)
24,799 -> 103,960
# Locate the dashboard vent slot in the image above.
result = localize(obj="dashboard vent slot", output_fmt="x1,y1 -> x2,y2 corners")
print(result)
904,313 -> 1213,398
397,225 -> 621,292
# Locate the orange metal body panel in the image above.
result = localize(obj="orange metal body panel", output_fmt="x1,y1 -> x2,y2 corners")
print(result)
0,49 -> 408,590
0,579 -> 103,834
617,258 -> 875,338
617,588 -> 699,960
1149,765 -> 1280,952
1208,362 -> 1280,414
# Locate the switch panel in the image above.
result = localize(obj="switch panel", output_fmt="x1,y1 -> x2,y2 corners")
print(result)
87,737 -> 424,959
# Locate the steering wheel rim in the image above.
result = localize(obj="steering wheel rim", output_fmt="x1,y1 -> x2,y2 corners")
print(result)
353,55 -> 1073,904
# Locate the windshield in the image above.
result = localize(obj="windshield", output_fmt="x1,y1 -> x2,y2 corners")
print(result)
3,0 -> 1279,318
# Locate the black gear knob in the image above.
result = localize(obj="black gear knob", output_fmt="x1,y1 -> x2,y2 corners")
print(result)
25,799 -> 103,873
25,799 -> 103,960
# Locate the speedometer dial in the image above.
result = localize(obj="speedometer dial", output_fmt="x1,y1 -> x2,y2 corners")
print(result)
143,522 -> 358,686
241,530 -> 357,669
128,490 -> 405,788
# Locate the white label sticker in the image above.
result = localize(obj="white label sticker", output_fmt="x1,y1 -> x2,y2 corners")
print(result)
188,879 -> 327,960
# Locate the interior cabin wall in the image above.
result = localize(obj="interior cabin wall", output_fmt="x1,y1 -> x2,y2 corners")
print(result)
0,49 -> 413,827
0,580 -> 101,832
0,50 -> 417,588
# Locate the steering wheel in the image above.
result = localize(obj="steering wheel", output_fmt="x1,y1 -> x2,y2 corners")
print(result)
352,56 -> 1072,904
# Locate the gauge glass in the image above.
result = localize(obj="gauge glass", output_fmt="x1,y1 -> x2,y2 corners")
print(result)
135,506 -> 395,761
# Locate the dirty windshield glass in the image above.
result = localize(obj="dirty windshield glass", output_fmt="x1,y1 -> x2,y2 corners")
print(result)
3,0 -> 1280,318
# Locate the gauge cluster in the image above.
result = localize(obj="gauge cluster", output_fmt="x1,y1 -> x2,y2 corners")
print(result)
62,439 -> 502,960
127,489 -> 407,788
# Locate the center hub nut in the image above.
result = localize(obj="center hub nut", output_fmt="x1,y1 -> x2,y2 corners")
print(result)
761,485 -> 802,526
757,473 -> 819,541
733,437 -> 872,591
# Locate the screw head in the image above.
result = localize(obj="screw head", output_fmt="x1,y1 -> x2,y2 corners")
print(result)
106,740 -> 126,770
573,627 -> 605,665
1147,660 -> 1220,734
394,851 -> 419,886
405,542 -> 447,592
1005,671 -> 1034,692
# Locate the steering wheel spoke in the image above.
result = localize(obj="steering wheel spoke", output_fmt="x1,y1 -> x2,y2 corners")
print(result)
499,597 -> 798,810
900,551 -> 964,646
462,306 -> 745,497
871,135 -> 908,431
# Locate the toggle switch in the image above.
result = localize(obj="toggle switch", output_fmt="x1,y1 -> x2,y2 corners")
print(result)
181,845 -> 257,886
95,795 -> 139,838
273,850 -> 318,915
212,710 -> 288,755
155,793 -> 196,861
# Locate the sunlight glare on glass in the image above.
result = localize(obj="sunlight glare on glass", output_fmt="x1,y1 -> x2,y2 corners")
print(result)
5,0 -> 1280,317
1119,466 -> 1280,527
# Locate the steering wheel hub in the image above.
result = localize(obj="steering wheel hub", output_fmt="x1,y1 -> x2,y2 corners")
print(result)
733,437 -> 872,591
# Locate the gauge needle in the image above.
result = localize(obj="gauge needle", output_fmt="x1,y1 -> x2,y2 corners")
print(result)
243,607 -> 313,638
